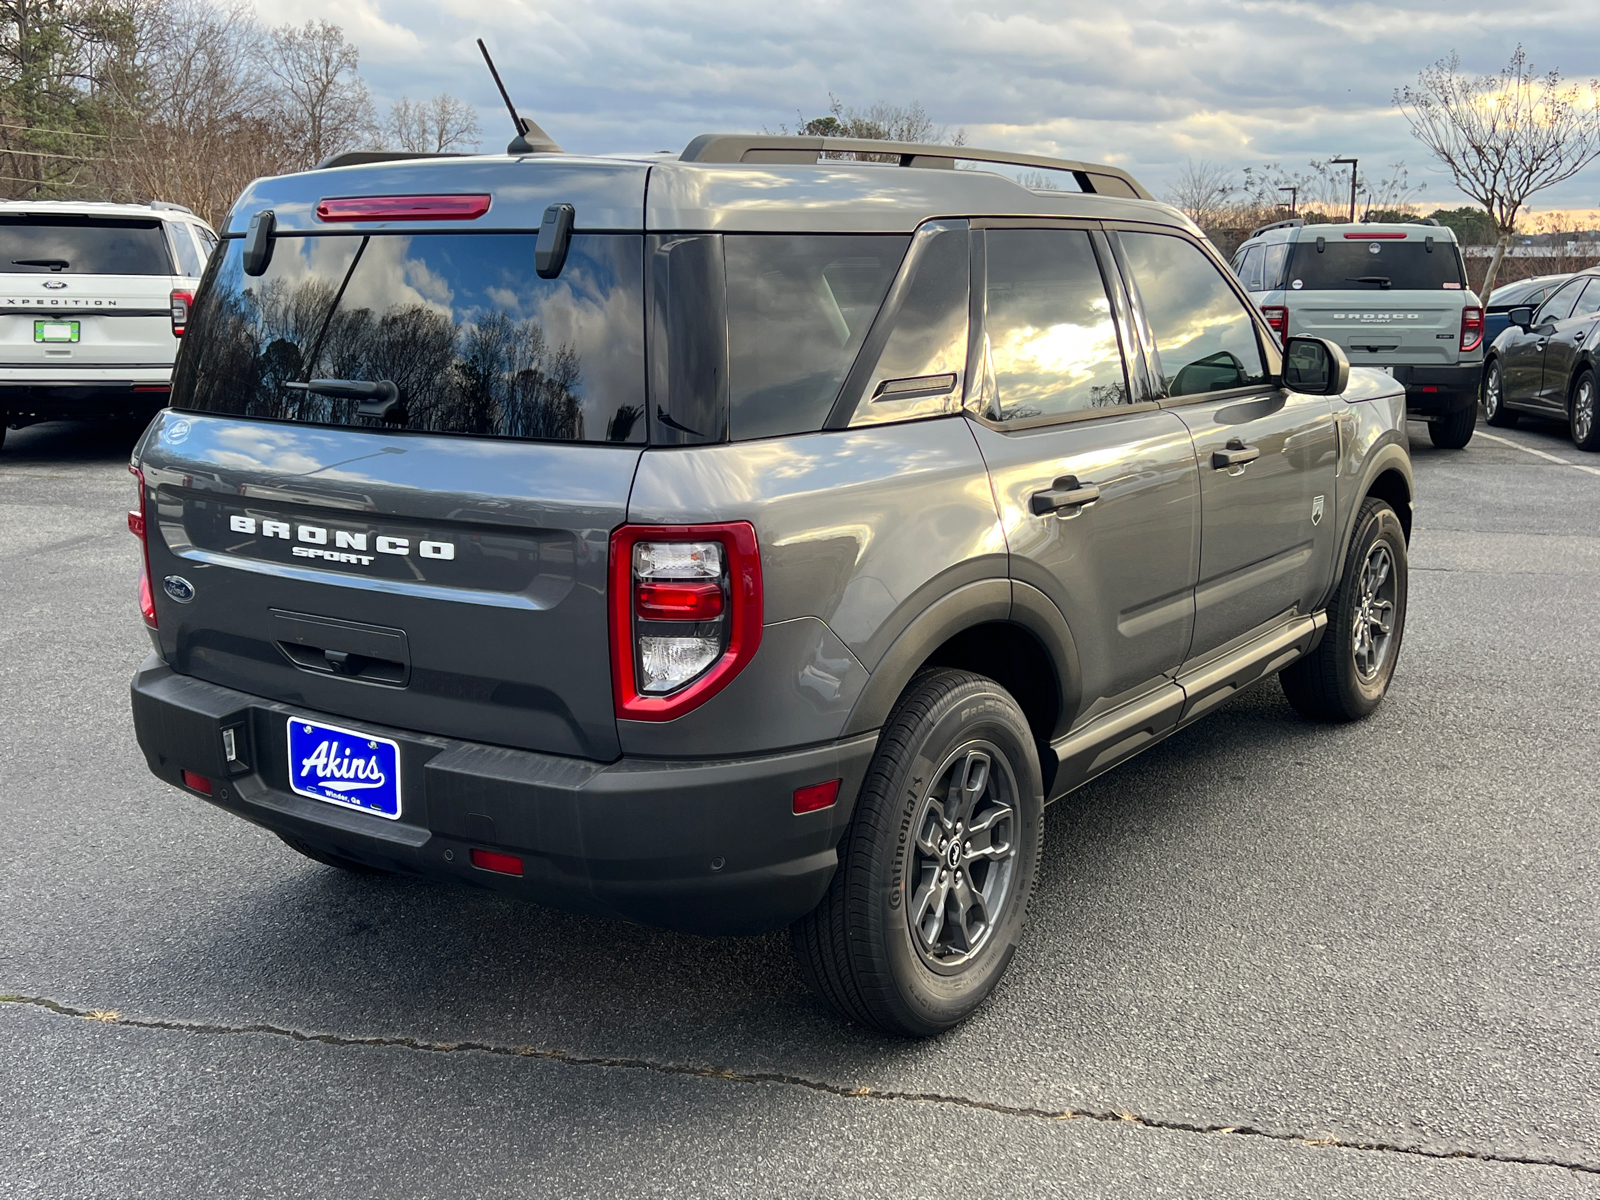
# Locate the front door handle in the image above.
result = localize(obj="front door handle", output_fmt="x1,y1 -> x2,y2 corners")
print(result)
1211,439 -> 1261,470
1030,476 -> 1102,516
1576,330 -> 1587,342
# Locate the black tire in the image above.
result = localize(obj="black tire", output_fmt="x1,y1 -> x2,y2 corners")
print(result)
791,669 -> 1044,1037
1482,358 -> 1518,428
1428,400 -> 1477,448
1569,368 -> 1599,452
277,831 -> 395,875
1280,498 -> 1408,722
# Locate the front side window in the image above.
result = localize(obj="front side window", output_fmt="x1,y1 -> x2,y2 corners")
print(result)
1570,279 -> 1600,320
1537,277 -> 1588,324
725,234 -> 906,440
172,232 -> 646,443
1117,231 -> 1267,398
0,215 -> 173,275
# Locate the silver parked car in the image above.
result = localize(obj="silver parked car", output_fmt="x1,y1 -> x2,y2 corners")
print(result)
128,133 -> 1413,1036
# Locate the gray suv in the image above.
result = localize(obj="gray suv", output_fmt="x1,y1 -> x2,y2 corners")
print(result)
128,134 -> 1414,1037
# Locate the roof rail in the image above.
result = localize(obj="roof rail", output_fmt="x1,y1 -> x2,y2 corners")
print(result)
314,150 -> 472,171
1245,216 -> 1304,240
149,200 -> 195,215
679,134 -> 1153,201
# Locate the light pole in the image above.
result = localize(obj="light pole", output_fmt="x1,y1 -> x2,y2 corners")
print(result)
1331,157 -> 1358,223
1279,186 -> 1298,216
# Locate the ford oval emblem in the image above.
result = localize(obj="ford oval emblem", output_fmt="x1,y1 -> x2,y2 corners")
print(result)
163,575 -> 196,603
43,280 -> 67,289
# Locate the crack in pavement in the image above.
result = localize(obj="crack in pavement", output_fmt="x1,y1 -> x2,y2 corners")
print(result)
3,993 -> 1594,1178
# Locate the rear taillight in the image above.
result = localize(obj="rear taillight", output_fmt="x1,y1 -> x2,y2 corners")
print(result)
610,523 -> 762,721
129,465 -> 157,628
1261,305 -> 1288,346
1460,305 -> 1484,353
170,289 -> 193,337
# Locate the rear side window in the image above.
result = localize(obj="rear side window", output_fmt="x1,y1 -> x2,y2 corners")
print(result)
1262,242 -> 1289,290
0,215 -> 173,275
170,224 -> 205,277
1117,231 -> 1267,398
1285,237 -> 1467,291
1237,245 -> 1264,291
983,228 -> 1128,420
172,233 -> 646,443
724,235 -> 905,440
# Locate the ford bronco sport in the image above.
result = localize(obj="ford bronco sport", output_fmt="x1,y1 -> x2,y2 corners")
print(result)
128,134 -> 1413,1036
1,200 -> 215,448
1231,217 -> 1482,449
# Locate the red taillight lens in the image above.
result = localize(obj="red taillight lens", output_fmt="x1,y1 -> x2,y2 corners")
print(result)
1460,305 -> 1484,353
470,848 -> 524,876
793,779 -> 841,815
316,194 -> 492,222
170,289 -> 193,337
610,523 -> 763,722
129,465 -> 157,628
636,580 -> 725,620
1260,304 -> 1288,345
181,770 -> 212,795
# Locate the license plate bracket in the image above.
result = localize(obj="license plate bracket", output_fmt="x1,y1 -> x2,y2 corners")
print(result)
34,319 -> 79,343
286,717 -> 402,819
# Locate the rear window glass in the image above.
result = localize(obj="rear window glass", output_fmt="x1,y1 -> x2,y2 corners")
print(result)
172,233 -> 646,443
1286,238 -> 1465,291
725,234 -> 906,440
0,215 -> 174,275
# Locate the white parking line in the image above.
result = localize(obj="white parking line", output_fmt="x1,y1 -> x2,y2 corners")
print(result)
1473,431 -> 1600,477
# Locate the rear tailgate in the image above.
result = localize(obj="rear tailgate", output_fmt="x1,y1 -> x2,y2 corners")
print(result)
1292,294 -> 1464,366
138,414 -> 637,760
0,272 -> 178,372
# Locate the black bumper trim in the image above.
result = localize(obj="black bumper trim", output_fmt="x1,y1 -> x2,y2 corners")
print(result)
130,655 -> 876,935
1390,362 -> 1482,416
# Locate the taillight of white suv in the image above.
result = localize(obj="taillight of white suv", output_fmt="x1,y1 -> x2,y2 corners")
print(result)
170,289 -> 194,338
1460,305 -> 1484,353
609,523 -> 762,720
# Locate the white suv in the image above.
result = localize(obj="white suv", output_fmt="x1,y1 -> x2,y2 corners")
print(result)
0,200 -> 216,449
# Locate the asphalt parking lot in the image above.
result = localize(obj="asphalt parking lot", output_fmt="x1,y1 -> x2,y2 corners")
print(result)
1,414 -> 1597,1199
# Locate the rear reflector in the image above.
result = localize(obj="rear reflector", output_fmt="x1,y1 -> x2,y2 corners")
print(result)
1343,232 -> 1406,239
181,770 -> 212,795
316,194 -> 492,222
793,779 -> 841,815
470,848 -> 524,876
132,384 -> 170,393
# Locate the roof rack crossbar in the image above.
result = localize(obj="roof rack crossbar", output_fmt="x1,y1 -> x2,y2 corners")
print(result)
678,135 -> 1153,201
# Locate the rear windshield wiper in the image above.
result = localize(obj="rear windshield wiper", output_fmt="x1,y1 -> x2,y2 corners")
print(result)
1347,276 -> 1392,289
285,378 -> 405,423
13,258 -> 68,271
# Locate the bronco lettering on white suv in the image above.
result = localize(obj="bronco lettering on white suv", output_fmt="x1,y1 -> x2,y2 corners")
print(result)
128,132 -> 1413,1036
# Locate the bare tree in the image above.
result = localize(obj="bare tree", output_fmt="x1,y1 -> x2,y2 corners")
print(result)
268,18 -> 373,169
1396,46 -> 1600,299
384,92 -> 479,154
1166,158 -> 1235,229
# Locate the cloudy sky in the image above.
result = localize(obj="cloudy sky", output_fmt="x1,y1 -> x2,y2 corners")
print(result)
251,0 -> 1600,214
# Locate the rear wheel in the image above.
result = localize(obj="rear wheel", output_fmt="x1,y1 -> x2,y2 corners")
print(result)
1428,400 -> 1476,449
1482,359 -> 1518,428
791,669 -> 1043,1037
277,831 -> 396,875
1280,498 -> 1408,722
1570,369 -> 1599,452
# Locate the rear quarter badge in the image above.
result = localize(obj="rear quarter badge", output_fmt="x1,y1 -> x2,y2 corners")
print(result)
163,575 -> 196,603
1312,495 -> 1325,526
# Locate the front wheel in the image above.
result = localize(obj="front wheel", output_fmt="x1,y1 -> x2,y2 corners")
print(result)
791,669 -> 1043,1037
1428,400 -> 1477,449
1280,498 -> 1408,722
1570,369 -> 1599,452
1483,359 -> 1518,428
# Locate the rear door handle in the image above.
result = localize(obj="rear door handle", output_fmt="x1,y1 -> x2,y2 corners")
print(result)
1030,476 -> 1102,516
1211,440 -> 1261,470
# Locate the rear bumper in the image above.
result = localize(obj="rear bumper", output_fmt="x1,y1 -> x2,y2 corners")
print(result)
2,380 -> 171,422
130,655 -> 875,936
1391,362 -> 1481,417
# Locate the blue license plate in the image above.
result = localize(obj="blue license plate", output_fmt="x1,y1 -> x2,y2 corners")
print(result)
286,717 -> 402,819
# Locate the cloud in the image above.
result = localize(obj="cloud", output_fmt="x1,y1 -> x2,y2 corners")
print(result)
245,0 -> 1600,209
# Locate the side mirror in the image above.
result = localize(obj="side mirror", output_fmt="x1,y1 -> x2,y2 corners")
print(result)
1507,305 -> 1534,329
1282,336 -> 1349,396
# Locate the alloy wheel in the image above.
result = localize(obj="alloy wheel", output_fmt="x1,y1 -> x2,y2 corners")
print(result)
907,742 -> 1019,971
1352,543 -> 1397,680
1574,377 -> 1596,445
1484,364 -> 1502,419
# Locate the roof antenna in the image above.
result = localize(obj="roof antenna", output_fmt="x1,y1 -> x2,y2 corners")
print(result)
477,38 -> 563,155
